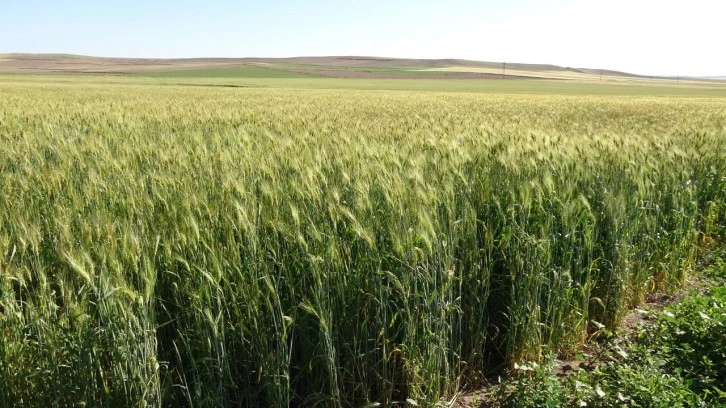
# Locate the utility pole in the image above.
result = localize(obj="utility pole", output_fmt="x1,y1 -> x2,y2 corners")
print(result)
600,69 -> 603,81
502,62 -> 506,78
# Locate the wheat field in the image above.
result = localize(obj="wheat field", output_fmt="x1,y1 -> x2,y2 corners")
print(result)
1,81 -> 725,406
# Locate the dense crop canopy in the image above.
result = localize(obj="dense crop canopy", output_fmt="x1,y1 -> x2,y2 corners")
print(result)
1,82 -> 725,406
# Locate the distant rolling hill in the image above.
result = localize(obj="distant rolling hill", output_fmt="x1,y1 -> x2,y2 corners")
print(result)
0,54 -> 719,83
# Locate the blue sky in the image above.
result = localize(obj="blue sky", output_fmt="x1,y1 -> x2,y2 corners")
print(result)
1,0 -> 724,76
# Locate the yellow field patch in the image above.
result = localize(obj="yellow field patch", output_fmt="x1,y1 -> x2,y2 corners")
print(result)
421,65 -> 711,84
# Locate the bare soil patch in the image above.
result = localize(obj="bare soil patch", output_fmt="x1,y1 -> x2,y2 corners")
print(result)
0,54 -> 250,73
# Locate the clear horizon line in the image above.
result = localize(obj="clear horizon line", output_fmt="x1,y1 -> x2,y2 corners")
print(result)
1,51 -> 725,79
